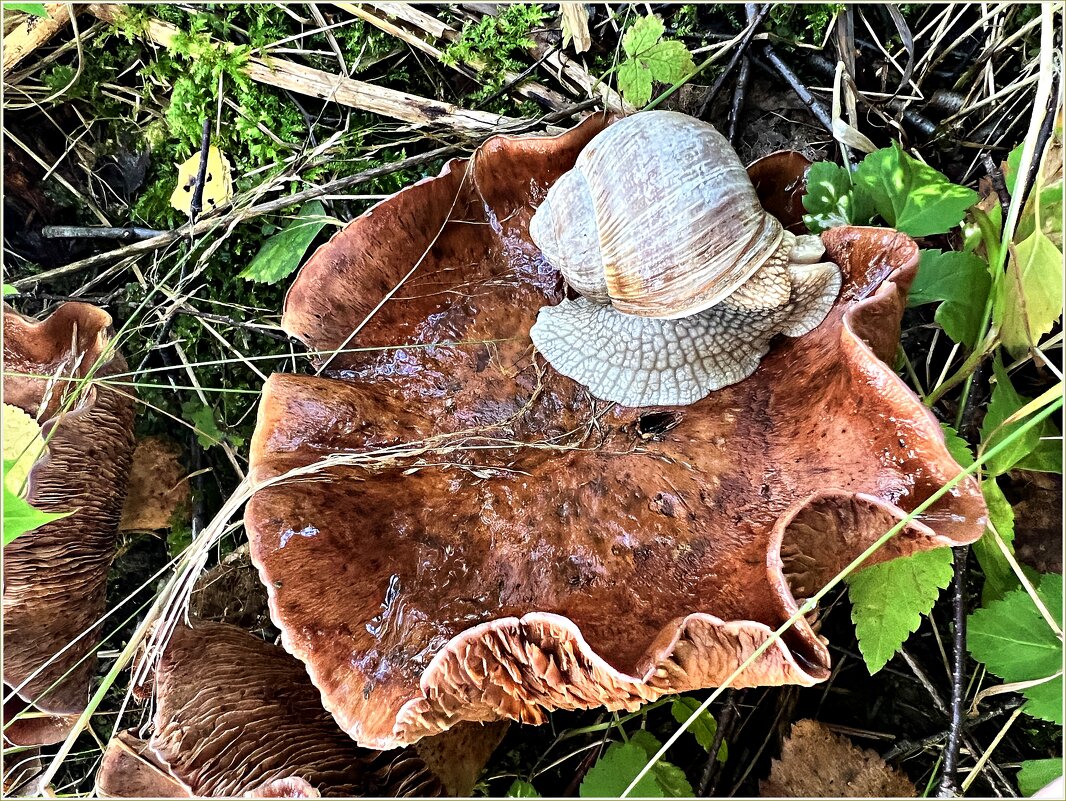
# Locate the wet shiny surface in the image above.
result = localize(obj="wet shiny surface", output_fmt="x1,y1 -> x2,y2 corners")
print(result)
245,117 -> 987,748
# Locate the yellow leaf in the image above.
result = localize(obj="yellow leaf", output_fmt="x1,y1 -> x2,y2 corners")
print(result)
2,403 -> 45,496
169,145 -> 233,214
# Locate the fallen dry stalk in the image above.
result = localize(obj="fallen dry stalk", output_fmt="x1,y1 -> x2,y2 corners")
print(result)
86,3 -> 520,132
338,2 -> 572,111
2,2 -> 75,76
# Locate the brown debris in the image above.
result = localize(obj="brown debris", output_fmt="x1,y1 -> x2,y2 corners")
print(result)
119,436 -> 191,532
761,719 -> 916,797
244,115 -> 986,749
1003,470 -> 1063,575
2,302 -> 136,746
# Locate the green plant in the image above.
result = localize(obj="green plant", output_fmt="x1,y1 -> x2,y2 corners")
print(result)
442,4 -> 547,100
581,729 -> 692,797
613,15 -> 695,107
804,135 -> 1063,684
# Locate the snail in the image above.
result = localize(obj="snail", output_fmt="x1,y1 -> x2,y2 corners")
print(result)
528,111 -> 842,407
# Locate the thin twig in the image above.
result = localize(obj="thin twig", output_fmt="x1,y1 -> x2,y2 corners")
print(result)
981,154 -> 1012,220
188,119 -> 212,223
937,546 -> 970,798
11,101 -> 599,290
753,44 -> 834,133
696,4 -> 769,119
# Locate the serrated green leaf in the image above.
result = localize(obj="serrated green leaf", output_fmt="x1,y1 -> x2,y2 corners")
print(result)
580,740 -> 663,798
940,422 -> 975,468
801,161 -> 875,233
621,15 -> 665,58
995,227 -> 1064,356
6,3 -> 49,18
181,400 -> 225,449
854,143 -> 978,237
979,355 -> 1041,476
3,284 -> 17,297
640,39 -> 694,84
239,200 -> 330,284
847,547 -> 955,674
617,60 -> 653,107
1017,758 -> 1063,797
909,249 -> 991,348
629,730 -> 694,797
506,779 -> 540,797
671,698 -> 727,762
968,572 -> 1063,724
4,460 -> 74,547
972,478 -> 1017,604
579,731 -> 693,798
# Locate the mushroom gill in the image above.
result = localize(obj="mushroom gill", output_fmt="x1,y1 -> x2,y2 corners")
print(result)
95,621 -> 443,798
2,302 -> 136,747
244,116 -> 987,749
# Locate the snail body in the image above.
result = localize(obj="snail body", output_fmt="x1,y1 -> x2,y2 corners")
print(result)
529,111 -> 842,407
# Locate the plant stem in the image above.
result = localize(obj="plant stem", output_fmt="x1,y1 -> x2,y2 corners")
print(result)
937,545 -> 970,797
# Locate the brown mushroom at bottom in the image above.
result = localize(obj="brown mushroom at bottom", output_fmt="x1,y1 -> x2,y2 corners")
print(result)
95,621 -> 502,798
2,302 -> 136,747
244,115 -> 987,750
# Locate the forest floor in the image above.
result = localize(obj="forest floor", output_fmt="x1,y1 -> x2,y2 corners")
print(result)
2,2 -> 1063,798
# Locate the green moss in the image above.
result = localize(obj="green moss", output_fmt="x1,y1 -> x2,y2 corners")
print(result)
442,3 -> 547,100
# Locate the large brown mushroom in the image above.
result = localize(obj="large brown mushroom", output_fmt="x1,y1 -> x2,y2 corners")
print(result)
96,621 -> 442,798
2,302 -> 136,747
244,116 -> 987,750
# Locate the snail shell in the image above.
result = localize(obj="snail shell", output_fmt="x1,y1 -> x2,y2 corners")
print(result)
529,111 -> 842,408
529,111 -> 786,319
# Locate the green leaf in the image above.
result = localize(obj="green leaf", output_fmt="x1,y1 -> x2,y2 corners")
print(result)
629,730 -> 694,798
239,200 -> 330,284
617,59 -> 653,107
621,15 -> 665,58
580,740 -> 663,798
801,161 -> 875,233
1014,417 -> 1063,473
995,227 -> 1064,355
3,284 -> 17,297
847,547 -> 955,673
972,478 -> 1017,603
909,249 -> 991,348
979,355 -> 1041,476
940,422 -> 975,468
640,39 -> 695,85
6,3 -> 49,17
506,780 -> 540,798
968,572 -> 1063,724
3,460 -> 73,547
671,697 -> 727,762
181,400 -> 225,449
1017,758 -> 1063,797
579,731 -> 693,798
854,143 -> 978,237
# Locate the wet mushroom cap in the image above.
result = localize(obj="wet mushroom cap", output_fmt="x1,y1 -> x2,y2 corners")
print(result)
246,116 -> 987,750
2,302 -> 136,746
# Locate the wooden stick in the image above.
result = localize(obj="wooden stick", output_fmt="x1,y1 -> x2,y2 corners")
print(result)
86,3 -> 521,132
2,3 -> 75,76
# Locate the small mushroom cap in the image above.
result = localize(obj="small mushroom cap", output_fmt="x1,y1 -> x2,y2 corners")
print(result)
2,302 -> 136,745
250,117 -> 987,750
